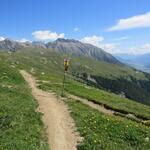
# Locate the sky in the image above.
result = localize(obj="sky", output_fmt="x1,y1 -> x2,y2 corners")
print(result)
0,0 -> 150,54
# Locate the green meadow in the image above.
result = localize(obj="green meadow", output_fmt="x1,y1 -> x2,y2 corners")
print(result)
0,48 -> 150,149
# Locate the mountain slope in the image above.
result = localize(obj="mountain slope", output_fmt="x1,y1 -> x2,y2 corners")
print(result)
1,47 -> 150,105
0,38 -> 150,105
0,39 -> 32,51
47,38 -> 120,64
0,56 -> 49,150
0,38 -> 120,64
1,49 -> 150,150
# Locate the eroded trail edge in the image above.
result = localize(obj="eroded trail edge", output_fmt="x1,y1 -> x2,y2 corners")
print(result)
20,70 -> 80,150
67,94 -> 150,126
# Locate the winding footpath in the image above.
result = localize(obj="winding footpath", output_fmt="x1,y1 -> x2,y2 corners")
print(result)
20,70 -> 80,150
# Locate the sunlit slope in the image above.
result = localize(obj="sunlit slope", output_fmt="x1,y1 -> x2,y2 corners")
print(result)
1,47 -> 150,105
0,48 -> 150,150
0,56 -> 49,150
1,47 -> 150,115
1,47 -> 148,81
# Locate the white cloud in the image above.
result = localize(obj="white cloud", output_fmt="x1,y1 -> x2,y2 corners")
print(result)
74,27 -> 79,32
142,43 -> 150,50
114,36 -> 129,41
32,30 -> 65,41
133,43 -> 150,54
108,12 -> 150,31
127,47 -> 148,55
80,35 -> 150,54
100,43 -> 116,53
17,38 -> 30,43
80,35 -> 116,53
0,36 -> 5,41
115,44 -> 150,55
80,35 -> 104,47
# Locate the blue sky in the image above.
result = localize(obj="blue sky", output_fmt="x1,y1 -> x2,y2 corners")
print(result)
0,0 -> 150,54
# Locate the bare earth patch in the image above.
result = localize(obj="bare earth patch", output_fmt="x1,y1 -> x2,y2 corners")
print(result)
68,94 -> 114,115
20,70 -> 80,150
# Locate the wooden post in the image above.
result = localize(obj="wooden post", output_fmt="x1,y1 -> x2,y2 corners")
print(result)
61,58 -> 69,97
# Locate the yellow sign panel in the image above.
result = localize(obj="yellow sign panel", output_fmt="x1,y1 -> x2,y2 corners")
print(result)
64,58 -> 69,71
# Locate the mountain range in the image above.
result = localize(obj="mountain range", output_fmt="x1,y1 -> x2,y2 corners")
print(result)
116,53 -> 150,73
130,53 -> 150,68
0,38 -> 120,64
1,38 -> 150,105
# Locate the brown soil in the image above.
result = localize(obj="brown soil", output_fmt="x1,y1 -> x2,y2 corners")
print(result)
20,70 -> 80,150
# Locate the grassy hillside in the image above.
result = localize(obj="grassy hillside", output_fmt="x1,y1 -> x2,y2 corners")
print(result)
0,58 -> 49,149
38,78 -> 150,120
0,48 -> 150,149
66,100 -> 150,150
1,47 -> 150,105
70,57 -> 150,105
1,48 -> 150,111
66,81 -> 150,119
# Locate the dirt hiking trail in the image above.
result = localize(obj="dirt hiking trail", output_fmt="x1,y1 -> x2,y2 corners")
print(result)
20,70 -> 80,150
67,94 -> 150,125
68,94 -> 114,115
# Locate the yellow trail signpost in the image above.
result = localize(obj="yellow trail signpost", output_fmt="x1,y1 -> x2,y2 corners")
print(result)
61,58 -> 69,97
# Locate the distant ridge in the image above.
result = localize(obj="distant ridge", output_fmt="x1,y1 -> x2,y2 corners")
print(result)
47,38 -> 120,64
0,38 -> 120,64
0,38 -> 32,51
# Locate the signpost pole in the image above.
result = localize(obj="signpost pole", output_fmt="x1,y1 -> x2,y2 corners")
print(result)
61,70 -> 66,97
61,58 -> 69,97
